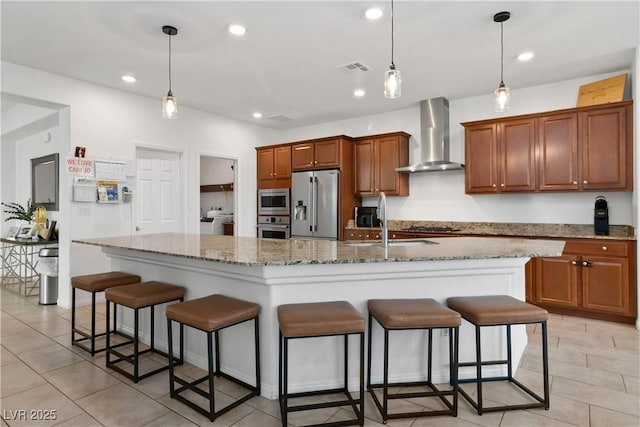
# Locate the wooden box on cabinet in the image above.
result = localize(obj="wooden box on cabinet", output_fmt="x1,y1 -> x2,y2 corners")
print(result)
527,238 -> 636,324
463,100 -> 633,194
354,132 -> 410,196
256,145 -> 291,189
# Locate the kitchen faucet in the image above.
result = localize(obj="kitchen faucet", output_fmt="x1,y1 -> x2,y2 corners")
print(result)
378,191 -> 388,248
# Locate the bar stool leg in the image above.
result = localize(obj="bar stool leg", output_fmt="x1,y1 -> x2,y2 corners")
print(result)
90,292 -> 96,355
167,318 -> 176,398
105,299 -> 111,366
282,335 -> 288,427
542,321 -> 550,409
214,329 -> 220,375
507,325 -> 513,380
427,329 -> 433,384
453,327 -> 459,417
475,325 -> 483,415
207,331 -> 215,422
71,287 -> 77,344
254,317 -> 261,394
358,331 -> 364,426
383,327 -> 390,421
134,308 -> 139,383
366,312 -> 373,389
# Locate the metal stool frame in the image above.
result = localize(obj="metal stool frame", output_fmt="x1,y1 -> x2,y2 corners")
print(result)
279,331 -> 365,427
167,315 -> 260,422
457,319 -> 550,415
367,311 -> 459,422
72,287 -> 127,356
105,297 -> 184,383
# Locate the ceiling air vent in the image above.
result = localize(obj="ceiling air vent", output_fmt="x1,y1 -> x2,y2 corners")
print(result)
267,114 -> 294,122
337,61 -> 371,73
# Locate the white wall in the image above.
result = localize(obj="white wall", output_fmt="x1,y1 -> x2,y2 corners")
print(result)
1,61 -> 279,308
280,70 -> 635,226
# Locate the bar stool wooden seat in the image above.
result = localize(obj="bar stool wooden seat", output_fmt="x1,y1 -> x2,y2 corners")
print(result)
447,295 -> 550,415
71,271 -> 141,355
278,301 -> 365,427
105,281 -> 185,383
165,294 -> 261,422
367,298 -> 461,422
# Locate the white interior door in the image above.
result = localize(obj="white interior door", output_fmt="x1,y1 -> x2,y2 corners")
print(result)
135,147 -> 182,234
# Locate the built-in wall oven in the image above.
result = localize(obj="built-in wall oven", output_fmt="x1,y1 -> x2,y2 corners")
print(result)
257,216 -> 290,239
258,189 -> 289,216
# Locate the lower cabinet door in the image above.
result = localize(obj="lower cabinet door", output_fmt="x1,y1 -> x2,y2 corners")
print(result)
581,257 -> 630,315
535,256 -> 579,308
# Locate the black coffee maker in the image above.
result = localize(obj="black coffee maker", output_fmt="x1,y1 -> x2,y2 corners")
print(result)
594,196 -> 609,236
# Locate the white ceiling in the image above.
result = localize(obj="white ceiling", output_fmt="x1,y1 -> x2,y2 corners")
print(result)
1,1 -> 638,129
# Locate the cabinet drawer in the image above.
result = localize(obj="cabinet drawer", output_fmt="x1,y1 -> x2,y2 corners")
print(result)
563,240 -> 629,257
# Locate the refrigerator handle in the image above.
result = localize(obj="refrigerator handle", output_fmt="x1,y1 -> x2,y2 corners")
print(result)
308,177 -> 314,233
313,176 -> 319,232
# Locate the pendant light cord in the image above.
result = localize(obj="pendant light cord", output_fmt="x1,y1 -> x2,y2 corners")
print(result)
499,21 -> 504,85
390,0 -> 395,67
168,33 -> 173,93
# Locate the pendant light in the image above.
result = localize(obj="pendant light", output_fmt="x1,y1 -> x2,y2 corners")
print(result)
162,25 -> 178,119
384,0 -> 401,98
493,11 -> 510,112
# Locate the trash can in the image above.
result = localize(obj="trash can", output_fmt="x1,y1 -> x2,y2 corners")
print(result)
37,247 -> 58,305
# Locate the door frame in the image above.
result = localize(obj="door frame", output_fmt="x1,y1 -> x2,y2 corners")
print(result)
133,142 -> 186,235
197,151 -> 239,235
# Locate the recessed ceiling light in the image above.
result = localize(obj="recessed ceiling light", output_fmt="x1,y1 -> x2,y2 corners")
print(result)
121,75 -> 136,83
353,89 -> 366,97
517,51 -> 534,61
365,7 -> 383,20
252,112 -> 263,119
229,24 -> 246,36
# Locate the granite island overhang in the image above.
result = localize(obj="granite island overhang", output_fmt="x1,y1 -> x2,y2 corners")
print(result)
73,234 -> 565,399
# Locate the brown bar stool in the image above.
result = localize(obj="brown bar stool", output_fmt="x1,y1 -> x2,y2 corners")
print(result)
165,294 -> 260,422
278,301 -> 365,427
367,298 -> 460,422
105,281 -> 185,383
447,295 -> 549,415
71,271 -> 141,355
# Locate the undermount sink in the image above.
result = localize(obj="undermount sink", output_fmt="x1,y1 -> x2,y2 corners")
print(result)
345,240 -> 438,247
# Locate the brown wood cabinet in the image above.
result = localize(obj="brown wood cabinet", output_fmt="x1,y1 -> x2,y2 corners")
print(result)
200,183 -> 233,193
464,119 -> 535,193
354,132 -> 410,196
528,239 -> 636,323
344,228 -> 382,240
256,145 -> 291,189
223,222 -> 234,236
463,101 -> 633,194
291,138 -> 341,170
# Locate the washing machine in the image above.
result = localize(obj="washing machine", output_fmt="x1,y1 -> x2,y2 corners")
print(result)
205,210 -> 234,235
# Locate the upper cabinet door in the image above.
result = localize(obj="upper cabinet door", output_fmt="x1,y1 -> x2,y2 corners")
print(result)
537,113 -> 578,191
465,123 -> 498,193
376,135 -> 406,195
291,143 -> 314,170
257,147 -> 275,181
273,146 -> 292,178
313,139 -> 341,169
353,139 -> 375,195
500,118 -> 536,192
580,105 -> 631,190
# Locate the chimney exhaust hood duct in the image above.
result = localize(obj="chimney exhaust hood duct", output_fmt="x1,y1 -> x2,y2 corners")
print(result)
396,97 -> 464,172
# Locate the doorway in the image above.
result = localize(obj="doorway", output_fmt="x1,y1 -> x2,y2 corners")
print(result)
199,155 -> 237,236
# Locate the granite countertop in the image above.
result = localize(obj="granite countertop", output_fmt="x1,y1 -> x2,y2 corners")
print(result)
345,220 -> 635,241
73,234 -> 564,267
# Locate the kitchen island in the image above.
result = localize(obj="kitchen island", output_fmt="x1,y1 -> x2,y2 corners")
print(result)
73,234 -> 564,399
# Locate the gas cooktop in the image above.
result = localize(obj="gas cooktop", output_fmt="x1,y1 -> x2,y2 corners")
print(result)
403,225 -> 460,233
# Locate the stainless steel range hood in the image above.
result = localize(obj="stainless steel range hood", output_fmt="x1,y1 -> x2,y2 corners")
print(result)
396,97 -> 464,172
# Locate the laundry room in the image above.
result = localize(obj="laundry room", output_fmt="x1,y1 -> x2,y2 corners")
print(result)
199,156 -> 235,235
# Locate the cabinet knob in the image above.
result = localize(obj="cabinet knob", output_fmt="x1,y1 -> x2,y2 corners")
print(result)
602,246 -> 608,251
492,184 -> 497,188
583,180 -> 588,184
572,181 -> 577,185
314,161 -> 318,164
365,234 -> 370,238
392,234 -> 396,238
571,260 -> 578,266
501,183 -> 505,187
582,261 -> 592,267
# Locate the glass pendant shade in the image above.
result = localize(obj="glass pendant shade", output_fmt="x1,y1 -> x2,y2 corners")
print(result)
384,66 -> 401,99
494,82 -> 510,112
162,91 -> 178,119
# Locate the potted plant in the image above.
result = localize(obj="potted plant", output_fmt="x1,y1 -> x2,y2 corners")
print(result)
2,200 -> 35,222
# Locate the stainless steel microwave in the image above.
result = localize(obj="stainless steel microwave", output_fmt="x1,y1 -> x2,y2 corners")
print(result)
258,189 -> 290,216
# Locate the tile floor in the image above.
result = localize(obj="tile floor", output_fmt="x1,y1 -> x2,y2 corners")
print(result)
1,287 -> 638,426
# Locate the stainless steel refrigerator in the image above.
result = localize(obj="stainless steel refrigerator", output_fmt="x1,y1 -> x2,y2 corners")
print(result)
291,169 -> 339,239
